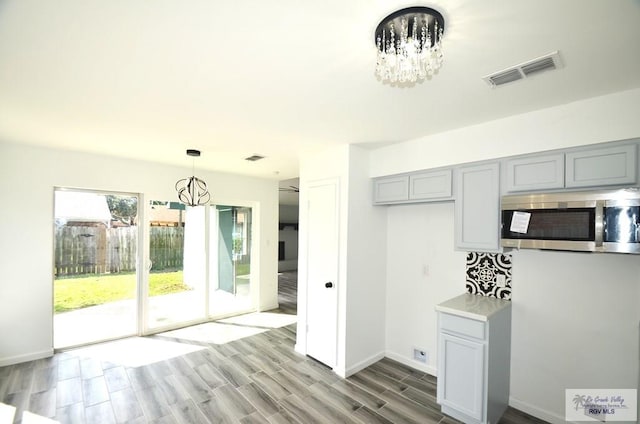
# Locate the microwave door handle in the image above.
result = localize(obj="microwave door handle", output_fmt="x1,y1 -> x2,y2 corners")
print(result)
595,200 -> 604,247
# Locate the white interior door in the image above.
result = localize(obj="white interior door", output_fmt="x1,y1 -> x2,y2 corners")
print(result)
305,181 -> 339,368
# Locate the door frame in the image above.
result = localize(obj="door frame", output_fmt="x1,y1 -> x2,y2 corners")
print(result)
53,187 -> 142,350
300,178 -> 340,369
53,190 -> 261,347
208,202 -> 256,320
140,199 -> 258,334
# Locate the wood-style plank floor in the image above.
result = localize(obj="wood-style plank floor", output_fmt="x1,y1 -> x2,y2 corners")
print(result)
0,271 -> 547,424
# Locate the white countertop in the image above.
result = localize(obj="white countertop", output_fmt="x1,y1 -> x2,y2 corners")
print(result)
435,293 -> 511,321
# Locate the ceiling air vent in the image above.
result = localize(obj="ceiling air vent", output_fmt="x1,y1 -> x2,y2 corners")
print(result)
245,154 -> 265,162
487,69 -> 523,86
483,51 -> 562,88
520,56 -> 557,76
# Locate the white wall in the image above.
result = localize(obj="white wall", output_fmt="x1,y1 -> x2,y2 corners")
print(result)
370,88 -> 640,177
509,249 -> 640,423
296,145 -> 387,377
278,205 -> 299,223
0,141 -> 279,366
278,228 -> 298,271
344,145 -> 387,374
278,229 -> 298,261
296,145 -> 350,372
371,87 -> 640,422
278,205 -> 299,271
384,202 -> 640,422
384,202 -> 466,374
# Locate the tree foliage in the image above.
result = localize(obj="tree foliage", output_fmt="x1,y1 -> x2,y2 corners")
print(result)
106,195 -> 138,225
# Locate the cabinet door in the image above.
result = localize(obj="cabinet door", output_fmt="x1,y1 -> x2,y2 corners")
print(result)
505,154 -> 565,192
409,169 -> 453,200
372,176 -> 409,204
437,332 -> 485,421
566,144 -> 637,188
455,163 -> 500,252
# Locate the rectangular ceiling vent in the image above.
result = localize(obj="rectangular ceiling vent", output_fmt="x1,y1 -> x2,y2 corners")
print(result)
245,154 -> 265,162
487,69 -> 523,86
483,51 -> 562,88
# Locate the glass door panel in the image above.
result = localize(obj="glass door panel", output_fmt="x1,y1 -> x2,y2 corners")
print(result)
146,201 -> 206,330
53,189 -> 138,348
210,205 -> 252,317
217,206 -> 235,294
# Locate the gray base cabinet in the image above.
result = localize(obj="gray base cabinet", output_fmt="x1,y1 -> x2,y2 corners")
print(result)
439,330 -> 485,420
436,295 -> 512,424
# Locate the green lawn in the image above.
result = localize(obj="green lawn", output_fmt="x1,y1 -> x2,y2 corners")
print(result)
54,271 -> 190,313
236,263 -> 250,276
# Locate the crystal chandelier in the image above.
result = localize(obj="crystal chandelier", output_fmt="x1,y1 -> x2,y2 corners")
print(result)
375,7 -> 445,84
175,149 -> 211,206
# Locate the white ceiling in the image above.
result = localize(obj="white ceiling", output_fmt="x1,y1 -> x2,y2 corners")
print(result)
1,0 -> 639,180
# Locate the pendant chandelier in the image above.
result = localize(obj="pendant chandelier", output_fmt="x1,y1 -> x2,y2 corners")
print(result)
175,149 -> 211,206
375,6 -> 445,84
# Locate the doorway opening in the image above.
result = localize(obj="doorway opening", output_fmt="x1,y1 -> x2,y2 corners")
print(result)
54,190 -> 259,349
53,189 -> 139,349
278,177 -> 299,316
146,200 -> 206,331
209,205 -> 253,317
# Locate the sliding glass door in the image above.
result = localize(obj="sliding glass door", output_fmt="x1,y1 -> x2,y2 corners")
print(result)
53,192 -> 256,348
210,205 -> 252,317
145,202 -> 253,329
53,189 -> 139,349
146,201 -> 206,331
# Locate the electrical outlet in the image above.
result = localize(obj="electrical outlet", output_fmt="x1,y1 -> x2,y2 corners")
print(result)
413,348 -> 428,363
496,274 -> 506,287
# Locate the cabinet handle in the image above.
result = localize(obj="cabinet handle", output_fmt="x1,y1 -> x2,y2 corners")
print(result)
325,282 -> 333,288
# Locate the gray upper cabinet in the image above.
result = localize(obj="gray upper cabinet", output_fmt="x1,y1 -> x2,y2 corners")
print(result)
374,139 -> 638,211
372,175 -> 409,204
566,144 -> 637,188
409,169 -> 453,201
373,169 -> 452,205
455,163 -> 501,252
505,154 -> 565,192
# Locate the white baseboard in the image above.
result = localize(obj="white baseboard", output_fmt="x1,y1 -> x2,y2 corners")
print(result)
0,349 -> 54,367
382,354 -> 569,424
343,350 -> 386,378
333,365 -> 347,378
259,302 -> 280,312
509,396 -> 569,424
385,351 -> 438,376
380,353 -> 570,424
294,343 -> 306,357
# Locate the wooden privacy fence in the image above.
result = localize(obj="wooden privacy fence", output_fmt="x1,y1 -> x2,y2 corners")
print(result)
149,226 -> 184,271
54,225 -> 184,277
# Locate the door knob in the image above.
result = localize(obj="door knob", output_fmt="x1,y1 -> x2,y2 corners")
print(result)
325,282 -> 333,288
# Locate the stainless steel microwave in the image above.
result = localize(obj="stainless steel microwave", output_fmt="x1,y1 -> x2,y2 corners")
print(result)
501,188 -> 640,254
